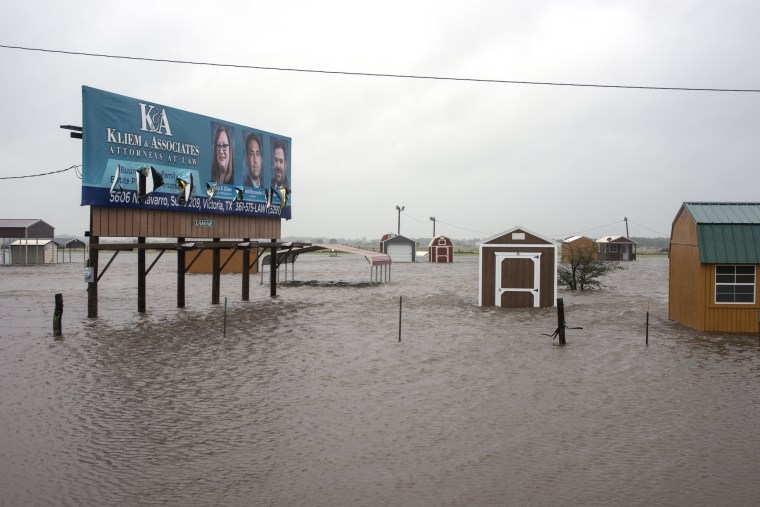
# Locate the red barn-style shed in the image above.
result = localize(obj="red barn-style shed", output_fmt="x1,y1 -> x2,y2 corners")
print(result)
428,236 -> 453,263
479,226 -> 558,308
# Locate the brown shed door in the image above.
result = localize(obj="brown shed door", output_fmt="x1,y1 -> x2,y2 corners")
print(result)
495,253 -> 541,308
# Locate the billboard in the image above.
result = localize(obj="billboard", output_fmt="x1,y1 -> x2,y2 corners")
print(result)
81,86 -> 292,219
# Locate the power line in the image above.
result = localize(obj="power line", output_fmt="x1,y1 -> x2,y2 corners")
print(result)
2,44 -> 760,93
551,219 -> 625,238
627,219 -> 668,237
0,165 -> 81,180
401,211 -> 492,236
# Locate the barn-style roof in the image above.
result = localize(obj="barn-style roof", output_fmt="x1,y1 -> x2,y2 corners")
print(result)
682,202 -> 760,264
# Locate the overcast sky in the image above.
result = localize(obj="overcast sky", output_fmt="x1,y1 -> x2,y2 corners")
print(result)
2,0 -> 759,241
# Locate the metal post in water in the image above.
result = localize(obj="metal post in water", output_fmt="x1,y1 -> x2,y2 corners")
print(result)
398,295 -> 402,342
223,297 -> 227,337
53,293 -> 63,338
646,302 -> 650,346
557,298 -> 566,345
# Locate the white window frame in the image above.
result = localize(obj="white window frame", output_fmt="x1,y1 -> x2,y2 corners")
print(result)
715,265 -> 756,304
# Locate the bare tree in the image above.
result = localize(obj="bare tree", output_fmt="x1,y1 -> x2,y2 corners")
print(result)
558,243 -> 623,291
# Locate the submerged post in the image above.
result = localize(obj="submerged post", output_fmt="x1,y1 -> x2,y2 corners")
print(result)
223,296 -> 228,337
242,238 -> 250,301
557,298 -> 566,345
646,301 -> 650,346
398,295 -> 403,342
212,238 -> 221,305
177,237 -> 186,308
87,234 -> 99,319
137,236 -> 146,313
53,293 -> 63,337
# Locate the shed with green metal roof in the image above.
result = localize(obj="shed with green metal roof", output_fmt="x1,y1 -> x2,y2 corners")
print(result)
669,202 -> 760,333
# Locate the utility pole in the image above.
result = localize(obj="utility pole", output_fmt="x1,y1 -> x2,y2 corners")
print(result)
624,217 -> 629,237
396,205 -> 404,235
430,217 -> 436,238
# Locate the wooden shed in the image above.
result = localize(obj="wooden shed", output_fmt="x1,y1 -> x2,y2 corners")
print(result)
428,235 -> 453,263
561,235 -> 597,264
479,226 -> 558,308
596,235 -> 637,261
380,233 -> 416,263
669,202 -> 760,333
10,239 -> 58,265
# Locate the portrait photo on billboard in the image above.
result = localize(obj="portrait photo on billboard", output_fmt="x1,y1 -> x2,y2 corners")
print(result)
270,137 -> 291,191
242,129 -> 265,189
210,123 -> 235,185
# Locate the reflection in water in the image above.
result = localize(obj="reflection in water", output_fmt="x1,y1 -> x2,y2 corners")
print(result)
1,255 -> 759,506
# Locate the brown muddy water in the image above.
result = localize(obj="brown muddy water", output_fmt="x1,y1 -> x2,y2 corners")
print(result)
1,254 -> 759,506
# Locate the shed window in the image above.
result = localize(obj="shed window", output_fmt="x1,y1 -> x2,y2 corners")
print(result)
715,265 -> 755,304
608,244 -> 619,253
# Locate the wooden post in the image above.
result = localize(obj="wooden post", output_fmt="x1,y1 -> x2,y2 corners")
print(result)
242,238 -> 250,301
269,239 -> 277,298
177,237 -> 186,308
87,235 -> 99,319
53,293 -> 63,337
137,236 -> 146,313
212,238 -> 220,304
223,297 -> 228,337
557,298 -> 566,345
398,296 -> 402,342
646,302 -> 650,346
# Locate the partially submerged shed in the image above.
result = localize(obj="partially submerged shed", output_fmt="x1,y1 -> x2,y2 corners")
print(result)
1,219 -> 55,265
380,234 -> 416,263
479,226 -> 558,308
596,235 -> 637,261
670,202 -> 760,333
10,239 -> 58,265
560,235 -> 596,264
428,235 -> 453,263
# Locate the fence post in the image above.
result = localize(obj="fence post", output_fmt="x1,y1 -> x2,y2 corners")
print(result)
557,298 -> 566,345
53,293 -> 63,337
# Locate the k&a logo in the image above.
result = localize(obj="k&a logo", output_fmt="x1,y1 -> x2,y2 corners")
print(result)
139,103 -> 173,136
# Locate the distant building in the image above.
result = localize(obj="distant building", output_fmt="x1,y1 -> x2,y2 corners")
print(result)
560,235 -> 597,264
596,235 -> 637,261
0,219 -> 55,265
479,226 -> 558,308
54,237 -> 87,263
670,202 -> 760,333
10,239 -> 57,265
380,233 -> 416,263
428,236 -> 453,263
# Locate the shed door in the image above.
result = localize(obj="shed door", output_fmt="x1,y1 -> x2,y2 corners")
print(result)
495,252 -> 541,308
435,246 -> 449,263
387,243 -> 413,262
622,244 -> 629,261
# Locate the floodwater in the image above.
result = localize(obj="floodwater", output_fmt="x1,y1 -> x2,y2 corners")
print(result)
1,253 -> 759,506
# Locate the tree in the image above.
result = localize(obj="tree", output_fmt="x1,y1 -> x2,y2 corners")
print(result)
558,243 -> 624,291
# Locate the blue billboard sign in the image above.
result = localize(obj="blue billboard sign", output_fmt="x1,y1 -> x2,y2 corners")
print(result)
81,86 -> 292,219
